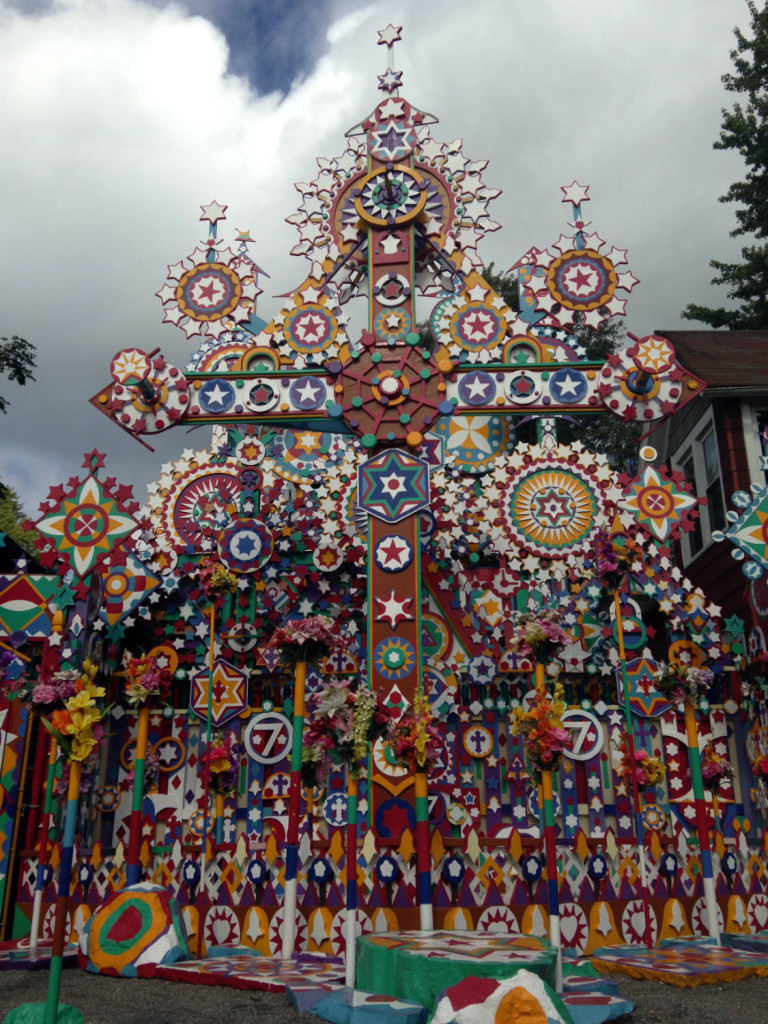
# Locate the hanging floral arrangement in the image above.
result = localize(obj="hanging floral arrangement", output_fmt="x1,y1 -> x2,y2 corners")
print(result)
269,615 -> 349,670
594,531 -> 644,591
512,674 -> 573,773
300,678 -> 393,787
122,652 -> 174,708
200,731 -> 241,795
615,732 -> 666,790
197,555 -> 238,601
43,659 -> 108,763
0,665 -> 81,714
653,661 -> 714,704
752,756 -> 768,781
508,609 -> 570,664
392,690 -> 446,774
700,741 -> 734,793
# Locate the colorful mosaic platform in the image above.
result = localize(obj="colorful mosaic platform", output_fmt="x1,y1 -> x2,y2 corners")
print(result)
0,940 -> 77,972
592,937 -> 768,986
356,931 -> 557,1007
151,951 -> 345,991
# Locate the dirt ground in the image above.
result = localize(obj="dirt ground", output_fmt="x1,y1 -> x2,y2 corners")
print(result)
2,965 -> 768,1023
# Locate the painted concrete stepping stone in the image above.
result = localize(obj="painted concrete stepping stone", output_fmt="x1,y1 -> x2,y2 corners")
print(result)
356,930 -> 557,1008
592,939 -> 768,986
285,981 -> 346,1015
311,988 -> 428,1024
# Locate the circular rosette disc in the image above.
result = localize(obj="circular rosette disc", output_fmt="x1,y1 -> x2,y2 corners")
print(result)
158,465 -> 241,552
353,166 -> 427,227
108,355 -> 189,435
598,351 -> 679,423
499,457 -> 613,559
283,303 -> 338,357
546,249 -> 617,311
431,414 -> 516,475
270,429 -> 337,484
218,518 -> 273,573
176,262 -> 243,322
333,345 -> 450,446
449,300 -> 507,355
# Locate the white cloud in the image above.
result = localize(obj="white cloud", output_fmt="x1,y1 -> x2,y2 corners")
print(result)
0,0 -> 750,517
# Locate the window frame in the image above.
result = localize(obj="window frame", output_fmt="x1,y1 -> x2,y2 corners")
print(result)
671,408 -> 726,565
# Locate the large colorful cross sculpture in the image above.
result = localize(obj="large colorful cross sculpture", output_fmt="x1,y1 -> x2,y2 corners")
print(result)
91,26 -> 705,948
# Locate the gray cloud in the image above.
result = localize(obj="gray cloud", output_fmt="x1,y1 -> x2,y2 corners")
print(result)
0,0 -> 748,517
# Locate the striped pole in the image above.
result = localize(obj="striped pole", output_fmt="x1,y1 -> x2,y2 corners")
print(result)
345,772 -> 358,988
614,589 -> 654,948
535,663 -> 561,992
683,698 -> 720,942
44,760 -> 82,1024
125,705 -> 149,885
414,769 -> 433,930
215,791 -> 225,845
196,601 -> 216,957
30,737 -> 58,950
282,659 -> 307,959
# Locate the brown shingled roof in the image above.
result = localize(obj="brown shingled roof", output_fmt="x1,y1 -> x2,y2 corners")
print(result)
656,330 -> 768,388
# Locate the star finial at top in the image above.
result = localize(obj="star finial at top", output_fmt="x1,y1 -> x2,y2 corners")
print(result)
560,182 -> 590,206
377,24 -> 402,47
200,200 -> 228,224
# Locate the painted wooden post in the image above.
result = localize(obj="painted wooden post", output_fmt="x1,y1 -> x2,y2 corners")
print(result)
414,769 -> 433,931
215,792 -> 225,845
535,663 -> 561,992
684,698 -> 720,943
44,760 -> 82,1024
282,659 -> 307,959
30,737 -> 58,951
125,705 -> 149,885
614,589 -> 654,948
345,773 -> 358,988
197,601 -> 216,957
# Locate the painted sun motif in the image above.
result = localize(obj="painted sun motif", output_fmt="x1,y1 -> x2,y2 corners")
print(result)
373,637 -> 417,681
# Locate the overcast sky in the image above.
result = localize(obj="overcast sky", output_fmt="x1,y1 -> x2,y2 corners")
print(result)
0,0 -> 753,517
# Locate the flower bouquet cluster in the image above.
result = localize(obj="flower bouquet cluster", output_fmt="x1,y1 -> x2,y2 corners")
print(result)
391,690 -> 445,774
301,679 -> 393,787
615,732 -> 666,790
30,669 -> 79,712
43,659 -> 107,763
269,615 -> 349,670
123,652 -> 173,708
200,731 -> 240,794
700,741 -> 734,793
0,665 -> 80,712
197,556 -> 238,601
508,609 -> 570,664
653,661 -> 714,704
594,531 -> 644,591
512,675 -> 573,773
752,756 -> 768,782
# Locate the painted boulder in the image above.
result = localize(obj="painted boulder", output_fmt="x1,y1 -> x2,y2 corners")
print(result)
430,971 -> 570,1024
78,882 -> 189,977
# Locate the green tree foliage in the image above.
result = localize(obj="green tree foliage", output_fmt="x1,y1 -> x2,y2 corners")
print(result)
0,483 -> 39,553
0,336 -> 36,413
682,1 -> 768,329
482,265 -> 641,472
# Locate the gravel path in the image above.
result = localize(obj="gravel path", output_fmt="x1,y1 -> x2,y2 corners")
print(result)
2,967 -> 768,1023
